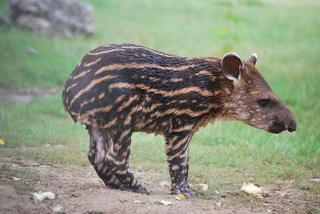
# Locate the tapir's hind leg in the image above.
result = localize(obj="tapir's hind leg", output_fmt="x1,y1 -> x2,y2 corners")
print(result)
87,126 -> 147,194
106,128 -> 148,194
87,126 -> 123,189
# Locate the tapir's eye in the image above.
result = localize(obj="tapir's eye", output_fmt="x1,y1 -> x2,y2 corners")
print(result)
258,99 -> 271,108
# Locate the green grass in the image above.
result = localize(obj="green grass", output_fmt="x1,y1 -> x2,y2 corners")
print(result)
0,163 -> 40,193
0,0 -> 319,196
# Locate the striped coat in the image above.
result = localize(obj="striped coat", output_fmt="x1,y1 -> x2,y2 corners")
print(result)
62,43 -> 296,197
62,44 -> 230,196
63,44 -> 231,134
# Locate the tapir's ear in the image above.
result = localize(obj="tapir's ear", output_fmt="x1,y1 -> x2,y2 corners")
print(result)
221,52 -> 243,80
247,53 -> 258,65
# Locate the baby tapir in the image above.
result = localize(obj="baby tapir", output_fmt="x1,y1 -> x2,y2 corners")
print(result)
62,43 -> 296,197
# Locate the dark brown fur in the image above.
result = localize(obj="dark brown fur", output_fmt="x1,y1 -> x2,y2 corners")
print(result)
62,43 -> 296,197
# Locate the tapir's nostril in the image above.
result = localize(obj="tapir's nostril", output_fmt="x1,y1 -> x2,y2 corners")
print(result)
287,120 -> 297,132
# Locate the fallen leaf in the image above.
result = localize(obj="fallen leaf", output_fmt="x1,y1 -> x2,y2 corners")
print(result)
50,204 -> 63,213
155,200 -> 174,206
175,193 -> 185,200
280,192 -> 290,198
71,193 -> 81,197
215,202 -> 222,207
12,176 -> 21,181
33,191 -> 56,202
134,200 -> 142,204
119,199 -> 127,203
240,183 -> 264,198
0,139 -> 5,145
192,183 -> 209,193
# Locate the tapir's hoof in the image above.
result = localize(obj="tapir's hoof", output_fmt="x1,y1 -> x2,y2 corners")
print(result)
130,183 -> 150,194
105,180 -> 125,190
172,183 -> 193,198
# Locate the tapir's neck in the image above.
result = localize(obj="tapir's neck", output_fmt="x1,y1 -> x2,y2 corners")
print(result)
186,57 -> 236,122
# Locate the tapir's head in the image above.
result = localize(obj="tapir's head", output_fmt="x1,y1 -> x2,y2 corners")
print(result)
221,52 -> 296,134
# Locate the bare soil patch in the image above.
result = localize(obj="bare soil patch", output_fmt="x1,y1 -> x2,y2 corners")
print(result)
0,157 -> 319,214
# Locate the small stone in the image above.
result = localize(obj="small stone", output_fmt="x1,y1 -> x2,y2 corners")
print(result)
156,200 -> 174,206
134,200 -> 142,204
33,191 -> 56,202
12,176 -> 21,181
299,186 -> 310,191
280,192 -> 290,198
71,193 -> 81,197
159,181 -> 170,187
310,177 -> 320,183
50,204 -> 63,213
119,199 -> 127,203
215,202 -> 222,207
263,199 -> 271,204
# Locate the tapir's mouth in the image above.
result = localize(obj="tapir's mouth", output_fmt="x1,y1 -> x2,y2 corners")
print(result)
268,121 -> 286,134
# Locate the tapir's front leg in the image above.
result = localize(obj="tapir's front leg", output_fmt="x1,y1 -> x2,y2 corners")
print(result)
165,127 -> 193,198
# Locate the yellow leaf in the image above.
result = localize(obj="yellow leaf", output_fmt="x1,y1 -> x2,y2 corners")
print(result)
175,194 -> 185,200
0,139 -> 5,145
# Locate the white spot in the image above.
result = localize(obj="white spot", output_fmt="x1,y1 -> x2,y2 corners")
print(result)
158,200 -> 174,206
226,75 -> 237,81
33,191 -> 56,202
252,53 -> 258,60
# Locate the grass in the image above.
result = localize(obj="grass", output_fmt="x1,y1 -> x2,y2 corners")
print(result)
0,0 -> 319,196
0,163 -> 40,193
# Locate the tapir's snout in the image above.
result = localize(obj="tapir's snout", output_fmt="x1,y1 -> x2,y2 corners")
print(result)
268,119 -> 296,134
284,107 -> 297,133
287,120 -> 297,132
268,106 -> 297,134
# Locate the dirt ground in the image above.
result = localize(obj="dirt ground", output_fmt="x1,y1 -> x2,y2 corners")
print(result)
0,157 -> 319,214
